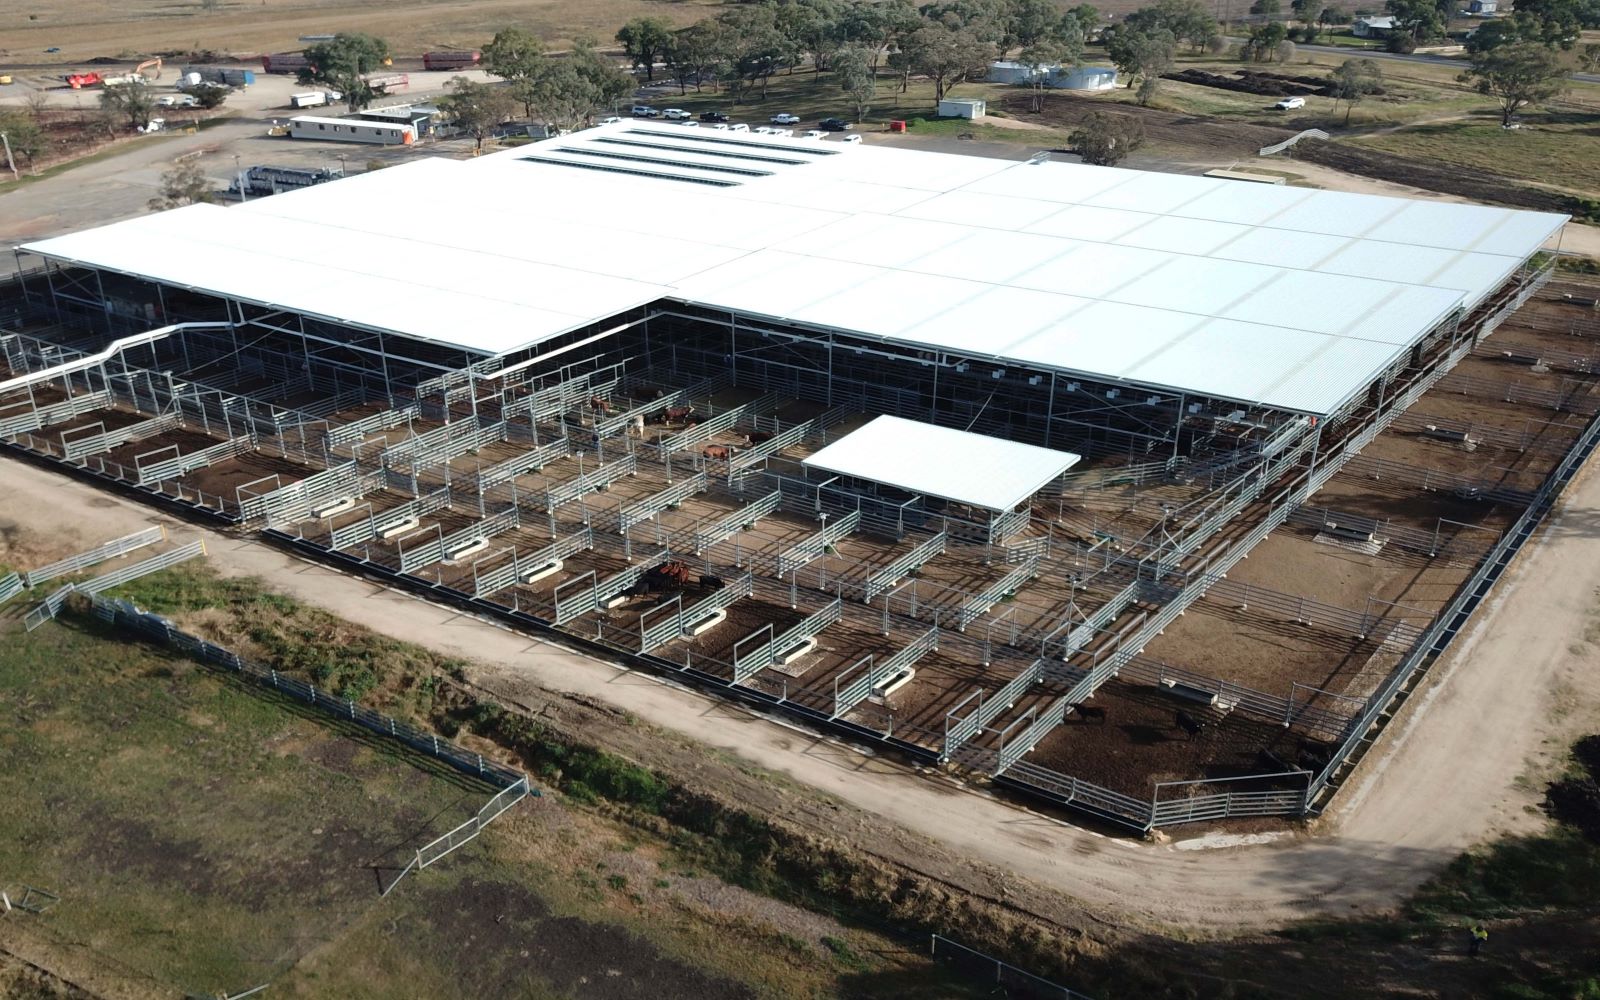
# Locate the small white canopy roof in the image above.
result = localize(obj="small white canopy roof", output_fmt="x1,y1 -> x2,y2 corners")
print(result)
802,415 -> 1080,512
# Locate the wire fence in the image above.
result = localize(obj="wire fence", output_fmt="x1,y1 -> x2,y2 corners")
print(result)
929,934 -> 1095,1000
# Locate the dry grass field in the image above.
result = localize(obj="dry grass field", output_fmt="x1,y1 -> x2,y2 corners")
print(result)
0,0 -> 719,65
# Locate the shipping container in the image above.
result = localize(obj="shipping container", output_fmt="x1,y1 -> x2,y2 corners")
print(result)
422,50 -> 481,70
290,91 -> 329,109
182,65 -> 255,86
288,115 -> 415,145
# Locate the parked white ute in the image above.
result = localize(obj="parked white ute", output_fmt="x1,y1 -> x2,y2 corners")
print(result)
769,112 -> 801,125
1274,96 -> 1306,110
803,129 -> 828,139
728,123 -> 750,132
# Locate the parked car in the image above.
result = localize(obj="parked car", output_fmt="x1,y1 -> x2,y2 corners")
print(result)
728,123 -> 750,132
1274,96 -> 1306,110
769,112 -> 801,125
157,94 -> 198,107
771,128 -> 794,137
677,119 -> 699,127
841,133 -> 862,144
699,110 -> 730,122
818,117 -> 851,131
803,129 -> 828,139
599,115 -> 622,124
708,122 -> 730,130
631,105 -> 659,117
752,125 -> 778,134
663,108 -> 691,119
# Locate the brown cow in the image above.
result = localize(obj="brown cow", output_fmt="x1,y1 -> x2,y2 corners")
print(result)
703,445 -> 730,461
588,396 -> 611,414
665,405 -> 696,423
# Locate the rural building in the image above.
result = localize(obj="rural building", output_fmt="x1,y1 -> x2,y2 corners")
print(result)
936,98 -> 986,119
3,120 -> 1579,833
288,115 -> 416,145
355,105 -> 436,138
1352,14 -> 1398,35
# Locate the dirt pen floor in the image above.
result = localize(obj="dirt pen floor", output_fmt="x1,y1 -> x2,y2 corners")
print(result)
98,426 -> 227,468
1227,530 -> 1474,615
1137,587 -> 1409,702
177,448 -> 313,503
1026,680 -> 1335,799
38,404 -> 150,439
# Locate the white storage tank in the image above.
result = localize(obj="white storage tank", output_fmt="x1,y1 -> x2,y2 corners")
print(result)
986,60 -> 1053,85
1048,66 -> 1119,91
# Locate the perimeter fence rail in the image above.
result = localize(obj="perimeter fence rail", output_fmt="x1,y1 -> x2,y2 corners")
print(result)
24,541 -> 207,631
0,573 -> 23,605
929,935 -> 1096,1000
73,591 -> 535,897
22,526 -> 166,588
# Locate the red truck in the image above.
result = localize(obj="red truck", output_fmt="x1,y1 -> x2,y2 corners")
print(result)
423,50 -> 480,71
363,72 -> 409,92
260,53 -> 312,74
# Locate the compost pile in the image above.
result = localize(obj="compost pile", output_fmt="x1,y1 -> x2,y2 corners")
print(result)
1163,69 -> 1384,99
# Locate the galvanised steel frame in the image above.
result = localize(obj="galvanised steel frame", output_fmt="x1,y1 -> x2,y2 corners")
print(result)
3,248 -> 1581,832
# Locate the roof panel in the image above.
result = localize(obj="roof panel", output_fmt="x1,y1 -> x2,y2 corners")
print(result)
22,119 -> 1568,416
897,286 -> 1092,354
802,415 -> 1080,511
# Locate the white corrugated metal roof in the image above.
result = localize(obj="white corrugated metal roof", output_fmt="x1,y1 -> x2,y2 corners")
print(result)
802,415 -> 1081,511
21,120 -> 1568,415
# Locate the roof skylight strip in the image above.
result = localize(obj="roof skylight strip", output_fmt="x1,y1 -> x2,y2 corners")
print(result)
623,128 -> 839,156
517,156 -> 740,187
555,147 -> 774,178
592,136 -> 809,166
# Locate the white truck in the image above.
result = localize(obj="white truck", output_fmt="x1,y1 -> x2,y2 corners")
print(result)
290,90 -> 340,109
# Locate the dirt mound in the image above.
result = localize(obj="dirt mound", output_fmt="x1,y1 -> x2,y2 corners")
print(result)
1165,69 -> 1328,98
1573,734 -> 1600,778
1291,140 -> 1578,216
1545,734 -> 1600,842
1169,68 -> 1387,99
999,91 -> 1294,157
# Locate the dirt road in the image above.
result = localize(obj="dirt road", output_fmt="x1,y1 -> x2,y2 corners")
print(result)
3,453 -> 1597,932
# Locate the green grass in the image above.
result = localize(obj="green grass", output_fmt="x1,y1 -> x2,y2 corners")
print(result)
3,570 -> 989,998
1350,114 -> 1600,194
0,614 -> 479,995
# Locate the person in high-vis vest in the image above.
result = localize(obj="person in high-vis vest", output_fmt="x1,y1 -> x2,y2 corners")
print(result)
1469,924 -> 1489,957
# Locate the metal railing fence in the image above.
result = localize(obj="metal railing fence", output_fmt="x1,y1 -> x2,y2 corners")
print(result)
22,526 -> 166,588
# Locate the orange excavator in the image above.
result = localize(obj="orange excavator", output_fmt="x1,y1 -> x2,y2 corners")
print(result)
134,57 -> 162,80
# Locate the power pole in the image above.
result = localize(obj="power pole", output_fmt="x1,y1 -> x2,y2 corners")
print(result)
0,131 -> 17,182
